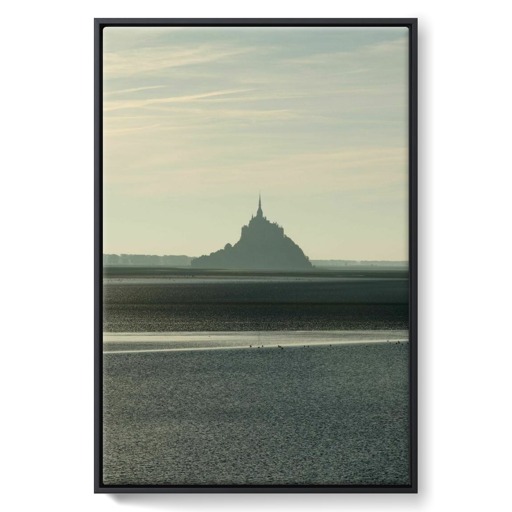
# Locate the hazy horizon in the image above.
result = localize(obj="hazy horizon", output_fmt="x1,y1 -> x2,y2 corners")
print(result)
102,251 -> 407,262
103,27 -> 409,260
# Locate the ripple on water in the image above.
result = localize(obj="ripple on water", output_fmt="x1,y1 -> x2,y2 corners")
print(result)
103,342 -> 410,486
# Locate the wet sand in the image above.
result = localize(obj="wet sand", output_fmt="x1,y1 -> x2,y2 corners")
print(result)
103,341 -> 410,486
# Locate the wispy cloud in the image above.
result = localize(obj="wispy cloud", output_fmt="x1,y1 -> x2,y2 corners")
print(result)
102,27 -> 409,259
283,36 -> 408,66
104,88 -> 255,112
106,85 -> 166,95
104,44 -> 255,77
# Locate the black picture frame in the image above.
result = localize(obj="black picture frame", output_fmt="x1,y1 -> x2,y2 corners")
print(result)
95,17 -> 418,494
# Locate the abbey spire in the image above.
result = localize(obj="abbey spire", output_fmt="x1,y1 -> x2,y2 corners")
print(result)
257,193 -> 263,218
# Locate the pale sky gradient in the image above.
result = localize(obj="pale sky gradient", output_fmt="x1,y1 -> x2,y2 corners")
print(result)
103,27 -> 409,260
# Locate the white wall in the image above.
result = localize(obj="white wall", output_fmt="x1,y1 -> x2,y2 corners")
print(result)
1,1 -> 511,511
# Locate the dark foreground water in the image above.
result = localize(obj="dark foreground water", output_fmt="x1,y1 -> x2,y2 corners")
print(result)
103,342 -> 410,486
103,276 -> 408,332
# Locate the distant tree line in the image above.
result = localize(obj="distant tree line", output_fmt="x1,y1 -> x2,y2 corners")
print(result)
103,254 -> 193,266
103,254 -> 407,268
311,260 -> 408,268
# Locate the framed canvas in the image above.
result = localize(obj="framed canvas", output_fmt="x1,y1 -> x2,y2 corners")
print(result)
95,18 -> 418,493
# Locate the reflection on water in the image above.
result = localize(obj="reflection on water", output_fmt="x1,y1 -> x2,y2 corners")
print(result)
102,273 -> 411,486
103,330 -> 408,353
103,278 -> 409,332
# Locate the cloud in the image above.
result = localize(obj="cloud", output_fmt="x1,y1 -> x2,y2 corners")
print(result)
103,144 -> 407,201
106,85 -> 166,96
104,88 -> 255,112
103,44 -> 255,78
102,27 -> 409,259
283,36 -> 408,66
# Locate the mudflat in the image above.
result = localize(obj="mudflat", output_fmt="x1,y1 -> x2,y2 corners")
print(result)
103,341 -> 410,486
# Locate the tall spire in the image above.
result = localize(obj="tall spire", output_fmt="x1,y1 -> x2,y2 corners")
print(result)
257,193 -> 263,217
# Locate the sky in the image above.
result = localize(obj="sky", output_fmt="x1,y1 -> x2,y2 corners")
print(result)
103,26 -> 409,260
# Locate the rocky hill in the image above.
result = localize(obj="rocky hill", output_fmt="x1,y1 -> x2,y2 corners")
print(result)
192,197 -> 312,270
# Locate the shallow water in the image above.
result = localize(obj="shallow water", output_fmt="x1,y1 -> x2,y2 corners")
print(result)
103,330 -> 408,353
103,341 -> 410,486
102,273 -> 410,486
103,278 -> 408,332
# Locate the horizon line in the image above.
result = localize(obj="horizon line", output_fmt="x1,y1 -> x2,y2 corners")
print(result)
102,253 -> 408,263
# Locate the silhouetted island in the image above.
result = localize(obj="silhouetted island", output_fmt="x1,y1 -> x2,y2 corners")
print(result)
192,196 -> 313,270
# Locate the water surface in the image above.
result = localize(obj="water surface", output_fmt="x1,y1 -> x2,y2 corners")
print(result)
104,330 -> 408,353
103,342 -> 410,486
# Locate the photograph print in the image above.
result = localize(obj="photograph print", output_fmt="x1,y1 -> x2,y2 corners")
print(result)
96,18 -> 417,492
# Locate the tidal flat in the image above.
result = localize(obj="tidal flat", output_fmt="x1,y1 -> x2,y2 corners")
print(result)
103,341 -> 410,486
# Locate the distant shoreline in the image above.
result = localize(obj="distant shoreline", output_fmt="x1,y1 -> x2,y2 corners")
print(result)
103,253 -> 408,269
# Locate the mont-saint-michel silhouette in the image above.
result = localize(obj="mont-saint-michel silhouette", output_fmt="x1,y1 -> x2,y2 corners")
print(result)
191,196 -> 313,270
